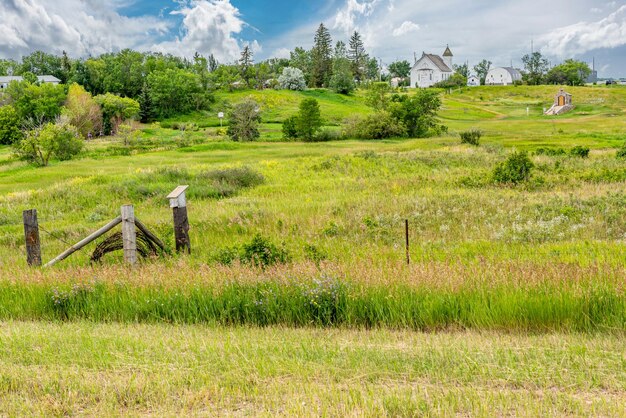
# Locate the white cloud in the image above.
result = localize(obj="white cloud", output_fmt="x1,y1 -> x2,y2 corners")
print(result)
0,0 -> 170,58
0,0 -> 257,63
539,5 -> 626,57
392,21 -> 420,37
152,0 -> 254,63
333,0 -> 379,34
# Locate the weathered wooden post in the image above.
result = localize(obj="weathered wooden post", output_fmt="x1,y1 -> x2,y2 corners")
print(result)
167,186 -> 190,254
121,205 -> 137,265
405,219 -> 410,265
23,209 -> 42,266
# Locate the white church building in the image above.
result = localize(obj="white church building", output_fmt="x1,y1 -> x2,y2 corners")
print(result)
410,46 -> 454,88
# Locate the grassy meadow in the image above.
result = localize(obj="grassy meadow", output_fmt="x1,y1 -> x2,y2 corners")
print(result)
1,84 -> 626,415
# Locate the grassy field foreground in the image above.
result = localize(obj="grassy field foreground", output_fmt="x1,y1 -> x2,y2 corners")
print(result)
1,321 -> 625,416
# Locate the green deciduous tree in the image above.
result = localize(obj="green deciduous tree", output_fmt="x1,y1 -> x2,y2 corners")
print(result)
4,80 -> 67,122
545,59 -> 591,86
365,82 -> 391,110
228,99 -> 261,141
14,121 -> 83,166
388,60 -> 411,78
473,60 -> 492,85
522,52 -> 549,85
0,105 -> 24,145
94,93 -> 140,135
390,89 -> 443,138
63,83 -> 103,138
146,68 -> 211,118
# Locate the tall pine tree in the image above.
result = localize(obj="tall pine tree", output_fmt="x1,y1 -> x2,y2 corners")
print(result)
348,31 -> 367,83
239,46 -> 255,88
311,23 -> 333,88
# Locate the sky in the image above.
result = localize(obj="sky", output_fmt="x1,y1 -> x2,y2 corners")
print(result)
1,0 -> 625,77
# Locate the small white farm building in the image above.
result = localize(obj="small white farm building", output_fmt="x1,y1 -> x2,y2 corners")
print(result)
485,67 -> 522,86
410,46 -> 454,88
0,75 -> 61,90
467,75 -> 480,86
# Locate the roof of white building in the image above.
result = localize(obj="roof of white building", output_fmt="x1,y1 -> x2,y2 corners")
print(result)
413,53 -> 453,73
0,75 -> 61,83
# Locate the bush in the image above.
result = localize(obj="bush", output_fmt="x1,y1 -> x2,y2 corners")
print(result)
459,129 -> 482,146
493,151 -> 534,184
344,112 -> 406,140
313,128 -> 342,142
617,146 -> 626,159
214,234 -> 290,268
535,147 -> 566,156
282,115 -> 298,140
278,67 -> 306,91
389,89 -> 444,138
227,99 -> 261,141
283,98 -> 323,141
14,121 -> 83,166
569,146 -> 590,158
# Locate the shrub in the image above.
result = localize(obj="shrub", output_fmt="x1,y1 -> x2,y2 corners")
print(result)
214,234 -> 290,268
617,146 -> 626,159
227,99 -> 261,141
313,128 -> 342,142
240,234 -> 290,267
278,67 -> 306,91
14,121 -> 83,166
282,115 -> 298,140
535,147 -> 566,156
569,146 -> 590,158
493,151 -> 534,184
459,129 -> 482,146
345,112 -> 407,140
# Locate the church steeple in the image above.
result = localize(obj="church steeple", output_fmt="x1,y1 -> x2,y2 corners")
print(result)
442,44 -> 453,69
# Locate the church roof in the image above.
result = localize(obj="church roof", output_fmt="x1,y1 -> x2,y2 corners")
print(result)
443,45 -> 453,57
423,54 -> 453,72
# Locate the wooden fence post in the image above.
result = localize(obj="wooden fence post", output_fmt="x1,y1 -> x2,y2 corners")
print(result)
405,219 -> 410,265
23,209 -> 42,267
167,186 -> 190,254
121,205 -> 137,265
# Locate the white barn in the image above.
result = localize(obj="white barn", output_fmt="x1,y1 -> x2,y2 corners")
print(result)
485,67 -> 522,86
410,46 -> 454,88
0,75 -> 61,90
467,75 -> 480,86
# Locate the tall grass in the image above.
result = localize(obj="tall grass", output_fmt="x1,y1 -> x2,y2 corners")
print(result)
1,262 -> 624,332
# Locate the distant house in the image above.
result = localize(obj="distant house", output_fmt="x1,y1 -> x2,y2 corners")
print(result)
410,46 -> 455,88
485,67 -> 522,86
467,75 -> 480,87
0,75 -> 61,90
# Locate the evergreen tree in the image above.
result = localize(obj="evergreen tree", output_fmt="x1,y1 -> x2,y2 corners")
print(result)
311,23 -> 333,87
138,84 -> 155,123
239,46 -> 255,88
208,54 -> 219,72
348,31 -> 367,83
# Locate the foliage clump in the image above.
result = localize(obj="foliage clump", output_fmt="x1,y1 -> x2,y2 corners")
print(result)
282,98 -> 323,141
0,105 -> 24,145
278,67 -> 306,91
343,112 -> 406,140
389,89 -> 444,138
460,129 -> 482,146
14,120 -> 83,166
228,99 -> 261,141
569,146 -> 590,158
617,145 -> 626,159
214,234 -> 290,268
493,151 -> 534,184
